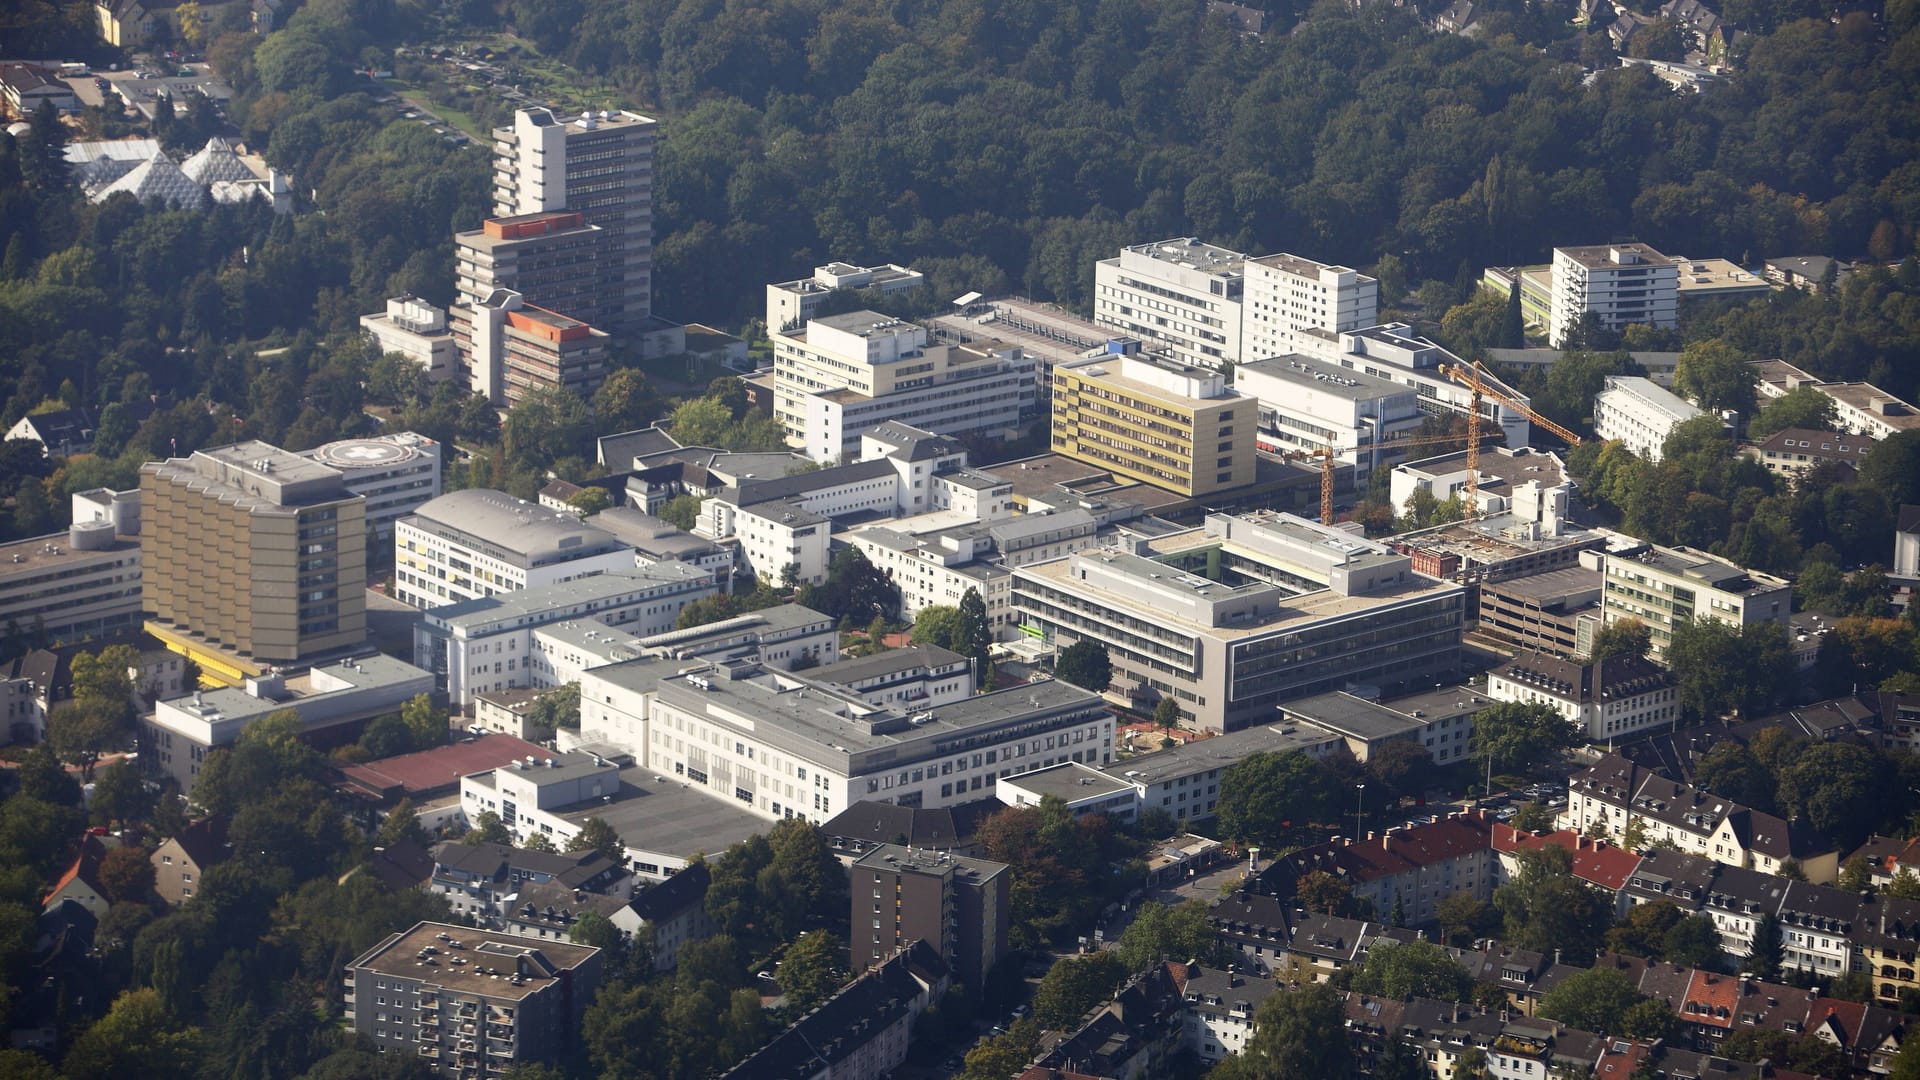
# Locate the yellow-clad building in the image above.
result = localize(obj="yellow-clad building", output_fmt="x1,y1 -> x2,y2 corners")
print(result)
1050,349 -> 1257,497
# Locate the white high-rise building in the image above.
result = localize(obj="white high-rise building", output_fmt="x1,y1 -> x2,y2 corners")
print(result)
1242,252 -> 1379,361
491,107 -> 657,336
1548,244 -> 1679,347
1093,238 -> 1248,371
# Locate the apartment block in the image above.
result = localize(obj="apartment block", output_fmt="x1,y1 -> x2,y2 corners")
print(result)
851,844 -> 1009,991
1093,238 -> 1247,370
723,942 -> 948,1080
1050,351 -> 1257,498
769,310 -> 1037,462
458,288 -> 612,407
766,260 -> 923,333
491,107 -> 656,336
454,211 -> 606,330
1548,244 -> 1679,347
361,296 -> 458,382
1241,252 -> 1379,361
1742,427 -> 1873,486
1592,375 -> 1709,462
395,490 -> 635,610
301,433 -> 442,549
140,441 -> 367,672
1595,540 -> 1791,659
1013,512 -> 1465,732
343,922 -> 602,1077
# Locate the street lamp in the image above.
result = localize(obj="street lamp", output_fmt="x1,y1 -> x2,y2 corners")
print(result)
1355,783 -> 1365,841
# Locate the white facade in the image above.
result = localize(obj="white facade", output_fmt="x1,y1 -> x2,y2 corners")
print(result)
302,433 -> 443,546
1334,324 -> 1533,447
576,661 -> 1112,826
395,490 -> 636,609
1241,252 -> 1379,362
416,564 -> 718,707
770,312 -> 1037,462
1233,354 -> 1423,484
1594,541 -> 1792,660
1485,657 -> 1678,742
765,261 -> 923,333
850,509 -> 1102,641
1093,238 -> 1247,370
0,526 -> 144,648
1549,244 -> 1679,348
1592,375 -> 1707,462
360,296 -> 458,382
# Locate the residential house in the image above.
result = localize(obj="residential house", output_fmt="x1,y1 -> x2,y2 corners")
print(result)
428,840 -> 632,922
609,862 -> 715,971
720,941 -> 949,1080
150,818 -> 228,906
41,834 -> 115,920
1742,427 -> 1871,487
1180,964 -> 1281,1064
1563,754 -> 1837,882
1259,812 -> 1498,927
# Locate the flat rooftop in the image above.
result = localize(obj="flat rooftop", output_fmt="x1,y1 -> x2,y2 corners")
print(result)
1238,355 -> 1408,401
195,440 -> 344,486
1103,724 -> 1340,785
351,922 -> 599,1000
1250,252 -> 1360,278
1618,544 -> 1790,592
998,761 -> 1137,803
1120,237 -> 1250,275
563,768 -> 767,859
408,490 -> 627,567
531,616 -> 649,660
1020,532 -> 1460,642
1393,514 -> 1602,563
1821,383 -> 1920,429
427,564 -> 710,634
338,733 -> 551,799
1555,243 -> 1674,270
852,842 -> 1006,880
811,310 -> 920,337
1480,565 -> 1604,604
0,530 -> 138,576
1396,446 -> 1566,490
1282,692 -> 1429,741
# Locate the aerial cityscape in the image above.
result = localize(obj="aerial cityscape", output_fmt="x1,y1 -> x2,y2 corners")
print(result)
0,0 -> 1918,1077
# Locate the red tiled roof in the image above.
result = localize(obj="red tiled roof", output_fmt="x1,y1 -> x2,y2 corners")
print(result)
1303,813 -> 1496,883
337,733 -> 552,800
1680,970 -> 1740,1030
1493,825 -> 1643,890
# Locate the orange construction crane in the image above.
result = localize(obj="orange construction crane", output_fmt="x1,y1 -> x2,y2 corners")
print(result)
1439,360 -> 1583,520
1309,429 -> 1500,525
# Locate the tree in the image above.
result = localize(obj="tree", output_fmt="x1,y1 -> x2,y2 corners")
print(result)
522,832 -> 556,853
1471,701 -> 1579,778
777,929 -> 845,1012
97,845 -> 157,904
1839,855 -> 1874,892
566,817 -> 624,864
1053,640 -> 1112,693
1673,338 -> 1756,417
1235,983 -> 1353,1079
1033,951 -> 1126,1029
1501,281 -> 1525,349
1861,430 -> 1920,510
357,713 -> 413,759
1494,846 -> 1611,956
1294,870 -> 1361,918
1349,939 -> 1473,1002
1218,752 -> 1336,848
960,1021 -> 1040,1080
1719,1028 -> 1848,1077
1587,618 -> 1651,662
399,694 -> 448,751
910,604 -> 961,651
955,587 -> 992,670
1692,741 -> 1777,813
15,742 -> 80,806
1775,741 -> 1893,850
464,811 -> 510,846
566,486 -> 612,514
61,988 -> 205,1080
502,385 -> 593,472
592,368 -> 659,433
46,698 -> 129,781
1436,891 -> 1499,947
71,644 -> 139,716
375,799 -> 429,849
1743,911 -> 1783,981
1114,900 -> 1223,972
658,493 -> 705,530
1537,966 -> 1647,1034
1747,387 -> 1837,440
1153,697 -> 1182,731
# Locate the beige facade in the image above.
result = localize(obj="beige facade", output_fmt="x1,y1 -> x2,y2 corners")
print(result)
1050,352 -> 1257,497
140,442 -> 366,666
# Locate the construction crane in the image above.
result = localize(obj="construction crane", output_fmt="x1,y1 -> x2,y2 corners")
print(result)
1307,429 -> 1499,525
1439,360 -> 1583,521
